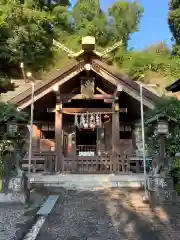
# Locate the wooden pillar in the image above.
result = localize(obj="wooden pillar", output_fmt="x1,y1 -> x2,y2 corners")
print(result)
35,125 -> 41,151
112,97 -> 120,172
55,96 -> 63,173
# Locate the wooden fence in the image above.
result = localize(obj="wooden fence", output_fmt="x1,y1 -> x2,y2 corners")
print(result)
22,152 -> 151,174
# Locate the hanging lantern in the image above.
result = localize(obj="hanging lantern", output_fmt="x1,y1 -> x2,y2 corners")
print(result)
89,114 -> 95,128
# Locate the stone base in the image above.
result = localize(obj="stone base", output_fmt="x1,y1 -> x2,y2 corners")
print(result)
0,191 -> 27,203
148,191 -> 159,208
0,173 -> 29,204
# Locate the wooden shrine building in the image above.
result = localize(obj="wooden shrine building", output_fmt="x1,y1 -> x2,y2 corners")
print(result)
2,36 -> 160,174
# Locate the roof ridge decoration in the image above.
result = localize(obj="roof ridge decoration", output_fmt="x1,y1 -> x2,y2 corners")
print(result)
53,36 -> 123,60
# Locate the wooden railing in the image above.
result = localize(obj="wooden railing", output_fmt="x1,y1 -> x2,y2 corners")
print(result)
22,152 -> 56,173
22,151 -> 152,174
63,154 -> 152,173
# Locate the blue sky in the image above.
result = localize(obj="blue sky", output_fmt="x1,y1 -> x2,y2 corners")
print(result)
70,0 -> 172,50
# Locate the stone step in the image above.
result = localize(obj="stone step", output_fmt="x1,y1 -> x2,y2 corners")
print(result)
31,180 -> 143,189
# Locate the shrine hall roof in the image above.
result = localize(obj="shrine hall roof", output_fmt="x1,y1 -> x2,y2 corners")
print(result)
1,58 -> 160,109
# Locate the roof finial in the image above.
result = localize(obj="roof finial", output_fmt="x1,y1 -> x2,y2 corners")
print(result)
82,36 -> 95,51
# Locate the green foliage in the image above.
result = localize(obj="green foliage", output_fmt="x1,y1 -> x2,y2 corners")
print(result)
0,74 -> 14,93
145,97 -> 180,157
168,0 -> 180,55
0,103 -> 27,122
0,103 -> 27,178
0,0 -> 54,72
0,140 -> 14,178
71,0 -> 143,47
108,1 -> 143,47
114,42 -> 180,83
171,157 -> 180,185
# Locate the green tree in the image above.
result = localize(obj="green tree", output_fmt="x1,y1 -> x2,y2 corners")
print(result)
71,0 -> 143,48
72,0 -> 108,46
108,1 -> 143,47
168,0 -> 180,55
0,0 -> 71,78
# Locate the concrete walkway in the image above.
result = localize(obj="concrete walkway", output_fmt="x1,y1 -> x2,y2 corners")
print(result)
36,188 -> 161,240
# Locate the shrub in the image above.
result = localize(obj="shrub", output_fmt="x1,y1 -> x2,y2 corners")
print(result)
170,157 -> 180,185
0,140 -> 14,179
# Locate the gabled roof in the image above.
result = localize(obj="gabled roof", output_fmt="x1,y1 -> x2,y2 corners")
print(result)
2,58 -> 160,110
0,79 -> 32,102
93,59 -> 159,104
4,59 -> 77,106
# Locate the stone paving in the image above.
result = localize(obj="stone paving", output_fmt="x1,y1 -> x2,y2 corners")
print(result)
36,188 -> 161,240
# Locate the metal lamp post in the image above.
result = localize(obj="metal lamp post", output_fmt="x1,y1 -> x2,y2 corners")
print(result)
140,83 -> 148,200
20,63 -> 35,190
139,81 -> 157,201
27,72 -> 35,190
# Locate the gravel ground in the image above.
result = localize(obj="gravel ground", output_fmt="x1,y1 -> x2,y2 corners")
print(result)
0,190 -> 46,240
0,204 -> 26,240
36,188 -> 159,240
2,187 -> 179,240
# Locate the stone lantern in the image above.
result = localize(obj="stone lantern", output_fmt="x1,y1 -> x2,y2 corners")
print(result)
7,120 -> 18,137
147,114 -> 176,169
146,114 -> 178,206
